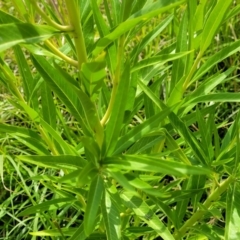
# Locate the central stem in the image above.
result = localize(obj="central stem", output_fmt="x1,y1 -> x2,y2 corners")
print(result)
100,36 -> 125,125
65,1 -> 87,70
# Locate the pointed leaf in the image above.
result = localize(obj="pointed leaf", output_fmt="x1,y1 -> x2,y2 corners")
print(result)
104,155 -> 211,176
101,190 -> 121,240
18,155 -> 86,170
0,23 -> 60,52
84,174 -> 104,236
121,192 -> 174,240
225,182 -> 240,240
18,198 -> 75,216
200,0 -> 232,53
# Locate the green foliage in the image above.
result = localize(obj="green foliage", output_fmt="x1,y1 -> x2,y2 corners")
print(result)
0,0 -> 240,239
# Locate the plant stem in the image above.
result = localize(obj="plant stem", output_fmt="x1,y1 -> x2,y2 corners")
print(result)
183,51 -> 202,91
65,1 -> 87,70
29,0 -> 72,31
174,175 -> 235,239
38,126 -> 59,155
100,36 -> 125,125
44,40 -> 78,67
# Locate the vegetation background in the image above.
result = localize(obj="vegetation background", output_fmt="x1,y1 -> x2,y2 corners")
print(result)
1,0 -> 240,239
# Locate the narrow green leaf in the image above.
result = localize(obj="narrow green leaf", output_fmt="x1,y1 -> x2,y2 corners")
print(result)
18,101 -> 40,122
105,62 -> 130,155
23,43 -> 62,60
81,60 -> 106,99
171,11 -> 188,91
193,40 -> 240,82
69,223 -> 86,240
0,23 -> 60,52
200,0 -> 232,53
0,155 -> 4,190
193,0 -> 208,34
29,228 -> 76,237
41,82 -> 56,129
18,155 -> 86,170
92,0 -> 185,56
104,155 -> 211,176
90,0 -> 117,73
132,52 -> 191,72
126,131 -> 165,154
121,192 -> 174,240
109,171 -> 136,192
18,198 -> 75,216
77,162 -> 97,188
10,134 -> 48,155
225,182 -> 240,240
0,9 -> 21,23
31,55 -> 92,136
75,87 -> 104,148
185,68 -> 235,108
84,174 -> 104,236
0,123 -> 48,155
138,82 -> 208,165
131,14 -> 173,62
101,190 -> 121,240
107,0 -> 121,26
40,119 -> 77,155
184,93 -> 240,107
113,108 -> 171,155
175,179 -> 191,228
125,173 -> 171,199
13,45 -> 32,101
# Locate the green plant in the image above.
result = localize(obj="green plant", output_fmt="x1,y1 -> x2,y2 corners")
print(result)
1,0 -> 240,239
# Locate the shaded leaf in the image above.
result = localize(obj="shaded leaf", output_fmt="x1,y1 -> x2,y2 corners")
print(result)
0,23 -> 60,52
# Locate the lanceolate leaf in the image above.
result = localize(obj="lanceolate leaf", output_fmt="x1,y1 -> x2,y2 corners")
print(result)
0,23 -> 61,52
18,198 -> 75,216
193,40 -> 240,82
13,45 -> 32,101
131,14 -> 173,62
18,155 -> 86,170
104,62 -> 130,156
0,9 -> 21,23
84,174 -> 104,236
69,223 -> 86,240
104,155 -> 211,176
31,55 -> 92,136
90,0 -> 117,73
41,82 -> 56,129
225,182 -> 240,240
132,51 -> 191,72
101,190 -> 121,240
200,0 -> 232,53
121,192 -> 174,240
171,11 -> 188,91
183,93 -> 240,107
29,228 -> 76,237
113,108 -> 171,155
